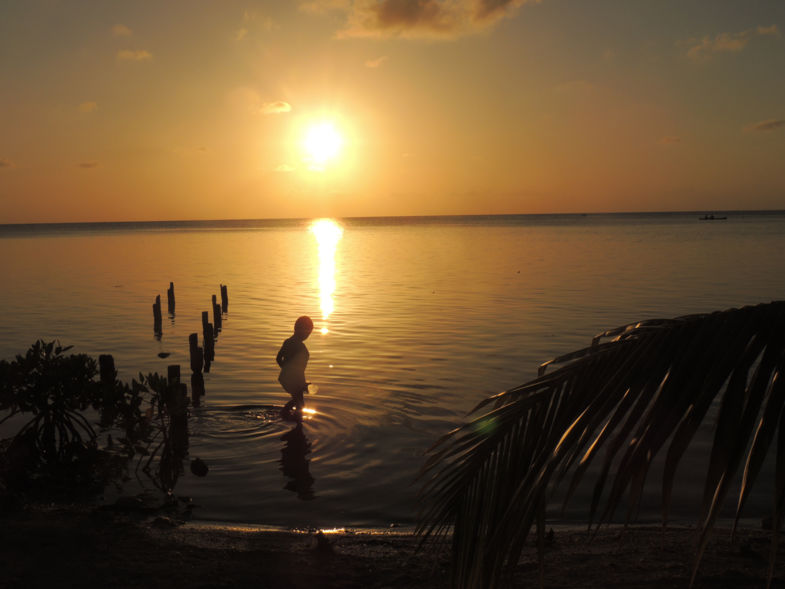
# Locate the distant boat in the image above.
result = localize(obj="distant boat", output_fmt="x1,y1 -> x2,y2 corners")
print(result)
699,214 -> 727,220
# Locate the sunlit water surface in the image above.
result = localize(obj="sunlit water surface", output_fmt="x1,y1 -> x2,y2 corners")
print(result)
1,213 -> 784,528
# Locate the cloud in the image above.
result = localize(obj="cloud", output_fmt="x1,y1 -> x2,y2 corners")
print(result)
275,164 -> 296,172
237,11 -> 279,37
365,55 -> 388,67
116,49 -> 152,61
302,0 -> 537,39
745,119 -> 785,133
757,25 -> 780,37
0,158 -> 14,169
300,0 -> 351,14
260,101 -> 292,115
79,101 -> 98,113
112,24 -> 133,37
78,161 -> 99,169
685,25 -> 779,61
658,136 -> 681,144
227,88 -> 292,116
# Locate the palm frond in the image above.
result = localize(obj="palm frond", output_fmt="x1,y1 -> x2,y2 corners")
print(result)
417,301 -> 785,589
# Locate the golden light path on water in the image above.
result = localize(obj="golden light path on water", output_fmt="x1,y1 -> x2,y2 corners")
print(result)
309,219 -> 343,335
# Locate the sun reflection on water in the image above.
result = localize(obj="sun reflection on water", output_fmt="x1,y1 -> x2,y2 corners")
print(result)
309,218 -> 343,334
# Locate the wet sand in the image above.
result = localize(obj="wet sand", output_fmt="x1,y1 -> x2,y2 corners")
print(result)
1,508 -> 782,588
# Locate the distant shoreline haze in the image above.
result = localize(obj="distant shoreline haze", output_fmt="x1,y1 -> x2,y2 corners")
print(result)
2,210 -> 785,236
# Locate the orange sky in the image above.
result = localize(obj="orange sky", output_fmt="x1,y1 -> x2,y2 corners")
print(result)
1,1 -> 784,223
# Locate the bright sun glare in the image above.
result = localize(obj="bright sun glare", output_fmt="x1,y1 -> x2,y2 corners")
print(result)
304,122 -> 342,169
310,218 -> 343,334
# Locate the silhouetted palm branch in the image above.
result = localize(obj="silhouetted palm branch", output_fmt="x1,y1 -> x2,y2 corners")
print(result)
418,301 -> 785,589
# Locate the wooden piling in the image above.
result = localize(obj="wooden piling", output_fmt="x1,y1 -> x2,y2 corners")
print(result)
189,333 -> 204,375
171,382 -> 189,455
153,295 -> 163,335
167,364 -> 180,385
167,282 -> 175,314
191,373 -> 205,406
204,331 -> 214,370
212,297 -> 222,332
189,333 -> 206,404
220,284 -> 228,312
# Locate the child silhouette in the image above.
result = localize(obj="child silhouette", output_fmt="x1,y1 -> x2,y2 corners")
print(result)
276,316 -> 314,420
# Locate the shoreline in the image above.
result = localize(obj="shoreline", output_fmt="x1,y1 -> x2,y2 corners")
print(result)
2,506 -> 783,588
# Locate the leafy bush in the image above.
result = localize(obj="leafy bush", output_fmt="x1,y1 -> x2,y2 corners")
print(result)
0,341 -> 180,498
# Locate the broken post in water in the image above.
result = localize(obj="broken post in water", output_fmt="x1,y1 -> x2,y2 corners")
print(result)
220,284 -> 228,313
153,295 -> 163,336
201,311 -> 214,370
189,333 -> 205,405
167,364 -> 180,386
212,295 -> 222,332
166,365 -> 189,457
167,282 -> 175,314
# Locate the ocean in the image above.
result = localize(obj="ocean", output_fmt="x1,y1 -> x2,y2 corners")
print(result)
2,211 -> 784,529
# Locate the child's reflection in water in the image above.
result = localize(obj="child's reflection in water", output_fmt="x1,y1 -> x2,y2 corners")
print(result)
280,423 -> 315,500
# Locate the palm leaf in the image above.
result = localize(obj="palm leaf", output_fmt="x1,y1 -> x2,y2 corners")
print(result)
417,301 -> 785,589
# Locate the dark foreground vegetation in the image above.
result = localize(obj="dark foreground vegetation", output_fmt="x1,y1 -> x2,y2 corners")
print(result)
418,301 -> 785,588
0,340 -> 192,508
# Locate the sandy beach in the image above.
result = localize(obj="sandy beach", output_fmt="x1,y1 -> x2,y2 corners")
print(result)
1,506 -> 782,589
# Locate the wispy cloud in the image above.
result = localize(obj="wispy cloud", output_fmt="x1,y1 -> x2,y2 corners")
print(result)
745,119 -> 785,133
260,101 -> 292,115
659,136 -> 681,145
365,55 -> 388,68
757,25 -> 780,37
117,49 -> 152,62
112,24 -> 133,37
685,25 -> 779,61
0,158 -> 14,169
79,101 -> 98,113
301,0 -> 538,40
300,0 -> 350,15
78,161 -> 99,169
227,88 -> 292,116
236,10 -> 278,39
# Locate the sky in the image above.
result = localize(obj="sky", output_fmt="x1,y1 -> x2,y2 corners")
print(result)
1,0 -> 784,223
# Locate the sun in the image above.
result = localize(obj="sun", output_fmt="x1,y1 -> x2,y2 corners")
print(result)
303,122 -> 342,170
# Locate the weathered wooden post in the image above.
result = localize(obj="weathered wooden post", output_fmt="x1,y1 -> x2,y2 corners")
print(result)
166,364 -> 189,458
167,364 -> 180,386
189,333 -> 205,406
201,311 -> 214,370
212,295 -> 222,332
220,284 -> 228,313
99,354 -> 117,426
153,295 -> 163,336
167,282 -> 175,314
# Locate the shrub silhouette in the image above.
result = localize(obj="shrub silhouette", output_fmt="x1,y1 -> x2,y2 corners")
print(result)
0,341 -> 180,497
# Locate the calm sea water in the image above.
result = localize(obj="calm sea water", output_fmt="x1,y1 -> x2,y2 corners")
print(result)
1,212 -> 784,528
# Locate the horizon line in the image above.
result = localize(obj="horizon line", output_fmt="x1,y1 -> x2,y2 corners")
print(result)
2,208 -> 785,228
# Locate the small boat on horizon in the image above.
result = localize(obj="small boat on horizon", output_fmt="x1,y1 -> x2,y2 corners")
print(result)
699,214 -> 727,220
